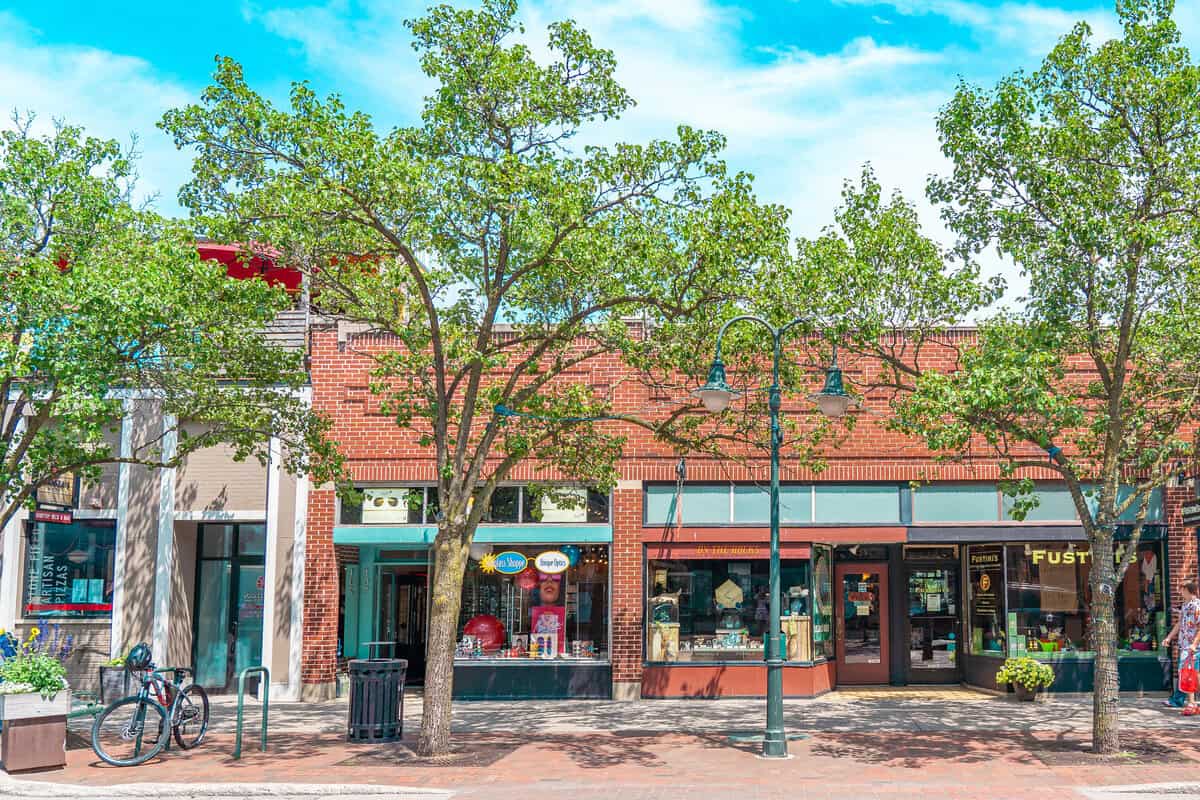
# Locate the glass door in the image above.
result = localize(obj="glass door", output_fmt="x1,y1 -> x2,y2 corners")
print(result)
193,524 -> 266,692
906,564 -> 960,683
835,563 -> 889,684
378,566 -> 428,683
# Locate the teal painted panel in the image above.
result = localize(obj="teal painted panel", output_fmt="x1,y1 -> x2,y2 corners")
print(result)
681,485 -> 730,524
734,484 -> 811,523
1003,486 -> 1078,521
644,485 -> 678,526
333,524 -> 611,545
913,484 -> 999,522
814,485 -> 900,523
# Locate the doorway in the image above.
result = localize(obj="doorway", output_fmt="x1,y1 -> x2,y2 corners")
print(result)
378,566 -> 428,683
905,562 -> 961,684
835,562 -> 889,684
192,523 -> 267,692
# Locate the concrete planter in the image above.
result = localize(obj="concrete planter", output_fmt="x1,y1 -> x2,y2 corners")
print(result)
0,692 -> 69,773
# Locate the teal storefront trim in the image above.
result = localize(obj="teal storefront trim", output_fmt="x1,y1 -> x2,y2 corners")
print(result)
333,524 -> 612,546
335,524 -> 613,660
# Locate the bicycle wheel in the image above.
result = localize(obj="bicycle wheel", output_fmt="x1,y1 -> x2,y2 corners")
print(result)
91,696 -> 170,767
171,683 -> 210,749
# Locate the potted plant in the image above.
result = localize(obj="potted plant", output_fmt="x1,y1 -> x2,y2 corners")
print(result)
996,656 -> 1055,701
99,653 -> 129,703
0,626 -> 72,772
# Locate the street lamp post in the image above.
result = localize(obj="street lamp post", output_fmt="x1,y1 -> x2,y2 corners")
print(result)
692,315 -> 852,759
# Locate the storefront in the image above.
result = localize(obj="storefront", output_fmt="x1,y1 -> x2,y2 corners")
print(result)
640,541 -> 835,697
957,533 -> 1170,692
333,484 -> 613,700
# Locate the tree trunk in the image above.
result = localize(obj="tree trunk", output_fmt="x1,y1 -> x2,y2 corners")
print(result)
1090,530 -> 1121,754
416,524 -> 470,757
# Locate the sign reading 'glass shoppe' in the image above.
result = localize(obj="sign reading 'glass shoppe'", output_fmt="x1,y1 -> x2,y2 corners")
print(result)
492,551 -> 529,575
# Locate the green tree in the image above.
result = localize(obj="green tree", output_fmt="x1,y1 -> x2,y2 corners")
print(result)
0,116 -> 342,537
783,0 -> 1200,754
161,0 -> 791,755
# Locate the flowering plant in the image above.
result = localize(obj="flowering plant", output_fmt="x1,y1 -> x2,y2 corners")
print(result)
996,656 -> 1055,691
0,626 -> 72,699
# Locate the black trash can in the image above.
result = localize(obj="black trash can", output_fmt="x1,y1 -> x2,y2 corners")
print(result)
347,658 -> 407,743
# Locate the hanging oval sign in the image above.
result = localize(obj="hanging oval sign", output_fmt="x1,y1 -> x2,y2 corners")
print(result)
492,551 -> 528,575
534,550 -> 570,575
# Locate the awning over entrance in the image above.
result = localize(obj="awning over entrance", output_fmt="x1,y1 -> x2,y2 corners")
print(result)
332,524 -> 613,546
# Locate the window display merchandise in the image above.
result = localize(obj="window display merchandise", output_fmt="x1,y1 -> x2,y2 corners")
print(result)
456,545 -> 608,661
646,558 -> 814,662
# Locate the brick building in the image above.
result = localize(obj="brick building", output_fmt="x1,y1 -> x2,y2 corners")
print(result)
300,322 -> 1195,701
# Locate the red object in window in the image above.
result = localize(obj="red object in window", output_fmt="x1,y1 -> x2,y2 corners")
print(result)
463,614 -> 505,652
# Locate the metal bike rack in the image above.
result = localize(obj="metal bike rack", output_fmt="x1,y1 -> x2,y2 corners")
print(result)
233,666 -> 269,760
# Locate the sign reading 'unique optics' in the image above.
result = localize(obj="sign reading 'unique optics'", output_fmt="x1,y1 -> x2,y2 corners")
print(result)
534,550 -> 569,574
492,551 -> 528,575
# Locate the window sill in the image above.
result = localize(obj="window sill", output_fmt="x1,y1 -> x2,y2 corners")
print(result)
17,617 -> 112,625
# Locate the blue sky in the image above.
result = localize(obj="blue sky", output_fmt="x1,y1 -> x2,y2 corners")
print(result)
4,1 -> 1199,301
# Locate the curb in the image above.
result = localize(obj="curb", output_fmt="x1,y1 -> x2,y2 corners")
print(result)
0,778 -> 453,799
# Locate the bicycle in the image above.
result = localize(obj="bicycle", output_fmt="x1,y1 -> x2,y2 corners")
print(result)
91,659 -> 210,767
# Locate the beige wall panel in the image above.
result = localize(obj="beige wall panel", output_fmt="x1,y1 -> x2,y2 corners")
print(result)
175,423 -> 267,512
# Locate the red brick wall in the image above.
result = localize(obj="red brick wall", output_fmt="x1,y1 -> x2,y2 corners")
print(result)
302,322 -> 1200,693
1165,485 -> 1197,611
301,488 -> 338,687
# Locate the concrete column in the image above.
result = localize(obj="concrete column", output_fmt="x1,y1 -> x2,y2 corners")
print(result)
287,472 -> 309,700
108,399 -> 134,658
260,436 -> 283,697
151,414 -> 177,659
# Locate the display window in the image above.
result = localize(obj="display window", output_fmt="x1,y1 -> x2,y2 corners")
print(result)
967,540 -> 1169,660
645,551 -> 816,663
23,520 -> 117,618
456,544 -> 608,661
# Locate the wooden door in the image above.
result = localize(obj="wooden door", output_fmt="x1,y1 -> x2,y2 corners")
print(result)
835,563 -> 890,684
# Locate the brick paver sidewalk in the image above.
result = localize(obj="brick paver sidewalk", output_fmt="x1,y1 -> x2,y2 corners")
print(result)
11,688 -> 1196,799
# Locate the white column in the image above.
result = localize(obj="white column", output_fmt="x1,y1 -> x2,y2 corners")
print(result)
108,399 -> 134,658
260,436 -> 282,697
0,506 -> 28,630
0,417 -> 27,630
151,414 -> 177,660
287,472 -> 309,700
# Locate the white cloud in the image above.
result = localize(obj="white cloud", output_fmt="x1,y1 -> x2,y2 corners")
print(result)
834,0 -> 1120,54
243,0 -> 1015,310
0,11 -> 195,213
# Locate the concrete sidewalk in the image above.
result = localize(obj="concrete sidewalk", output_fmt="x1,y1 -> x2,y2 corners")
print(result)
24,687 -> 1195,800
200,685 -> 1176,736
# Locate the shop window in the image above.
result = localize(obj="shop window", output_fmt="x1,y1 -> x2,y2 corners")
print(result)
520,487 -> 609,523
733,485 -> 811,524
913,484 -> 999,522
812,546 -> 834,659
484,487 -> 520,523
966,545 -> 1005,655
456,544 -> 608,660
1006,543 -> 1092,656
341,487 -> 430,525
23,520 -> 116,619
646,557 -> 813,662
681,485 -> 731,524
1118,542 -> 1166,656
814,485 -> 900,523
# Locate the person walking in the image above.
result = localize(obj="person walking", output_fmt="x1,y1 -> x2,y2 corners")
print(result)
1167,581 -> 1200,715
